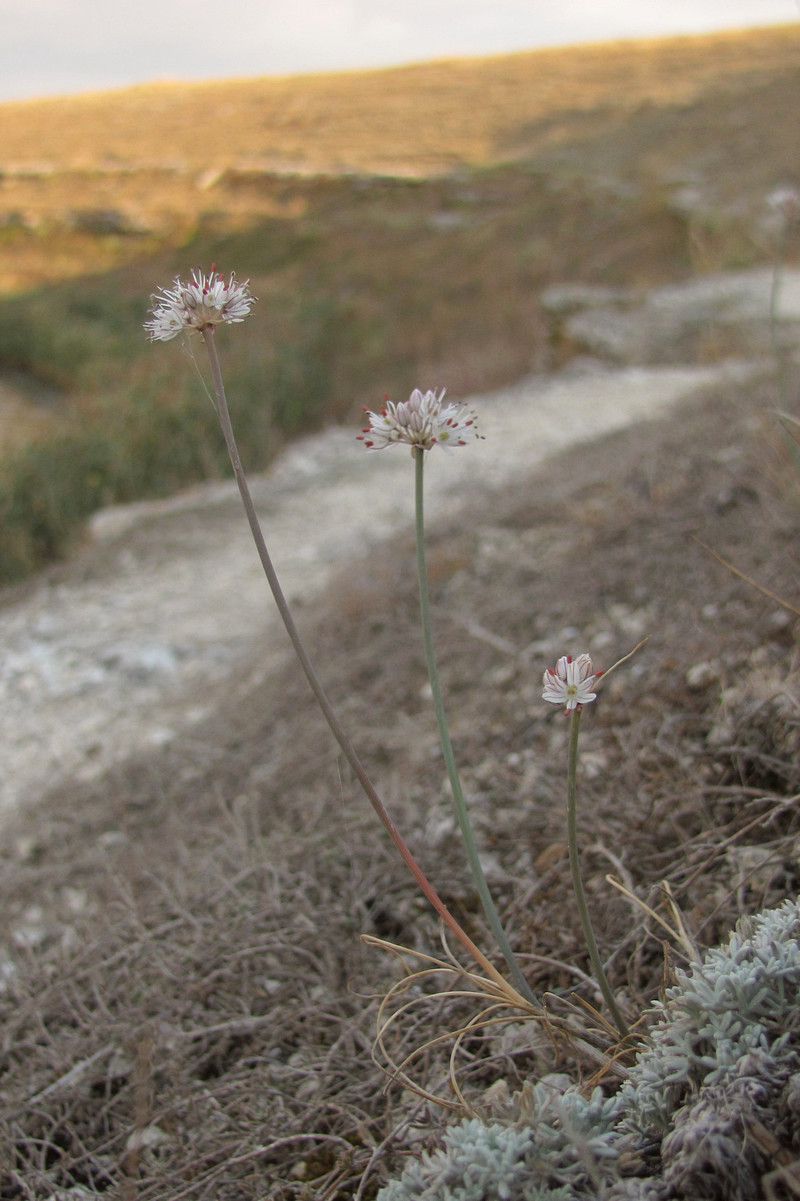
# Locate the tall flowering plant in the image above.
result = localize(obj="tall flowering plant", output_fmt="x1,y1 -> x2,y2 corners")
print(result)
359,388 -> 536,1006
542,652 -> 630,1038
146,267 -> 643,1037
146,269 -> 534,1012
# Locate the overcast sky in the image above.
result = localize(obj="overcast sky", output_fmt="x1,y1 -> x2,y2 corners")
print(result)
1,0 -> 797,104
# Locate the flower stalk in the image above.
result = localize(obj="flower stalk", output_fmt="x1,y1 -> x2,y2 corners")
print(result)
414,449 -> 536,1006
566,706 -> 629,1039
768,187 -> 800,410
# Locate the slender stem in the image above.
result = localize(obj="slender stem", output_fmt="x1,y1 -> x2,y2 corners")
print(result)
200,328 -> 531,1007
413,450 -> 536,1006
770,224 -> 789,410
567,708 -> 629,1039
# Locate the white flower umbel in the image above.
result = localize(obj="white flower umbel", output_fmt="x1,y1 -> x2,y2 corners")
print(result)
145,268 -> 256,341
768,185 -> 800,222
358,387 -> 479,453
542,653 -> 599,712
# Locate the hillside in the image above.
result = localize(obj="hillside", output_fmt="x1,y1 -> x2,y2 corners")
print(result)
0,22 -> 799,581
2,25 -> 800,1198
3,23 -> 799,174
0,23 -> 799,291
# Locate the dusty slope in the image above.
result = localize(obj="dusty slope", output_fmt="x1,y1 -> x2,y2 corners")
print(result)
2,24 -> 797,173
1,357 -> 798,1199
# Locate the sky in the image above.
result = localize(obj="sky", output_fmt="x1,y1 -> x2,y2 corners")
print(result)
0,0 -> 798,104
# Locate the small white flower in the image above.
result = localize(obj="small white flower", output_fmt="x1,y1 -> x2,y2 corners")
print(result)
542,654 -> 599,712
145,267 -> 256,341
768,186 -> 800,221
357,388 -> 479,453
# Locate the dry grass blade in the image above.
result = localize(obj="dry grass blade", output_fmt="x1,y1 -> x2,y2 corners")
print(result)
363,934 -> 544,1111
777,409 -> 800,446
537,994 -> 634,1077
693,536 -> 800,617
363,935 -> 635,1110
361,934 -> 541,1011
605,875 -> 700,962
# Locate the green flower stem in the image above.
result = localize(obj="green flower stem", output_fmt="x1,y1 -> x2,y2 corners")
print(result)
567,708 -> 629,1039
414,450 -> 536,1007
770,223 -> 790,410
200,329 -> 531,1007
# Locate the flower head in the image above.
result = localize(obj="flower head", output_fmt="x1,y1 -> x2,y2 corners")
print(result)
357,388 -> 479,453
542,654 -> 599,712
768,186 -> 800,222
145,267 -> 256,341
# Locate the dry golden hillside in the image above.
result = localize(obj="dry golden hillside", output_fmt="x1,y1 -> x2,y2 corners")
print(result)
1,19 -> 799,582
0,22 -> 798,294
2,23 -> 799,174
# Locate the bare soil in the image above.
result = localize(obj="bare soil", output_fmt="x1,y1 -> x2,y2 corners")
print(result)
0,361 -> 798,1199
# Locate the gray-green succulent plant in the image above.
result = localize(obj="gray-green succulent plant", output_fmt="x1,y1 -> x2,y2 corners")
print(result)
377,898 -> 800,1201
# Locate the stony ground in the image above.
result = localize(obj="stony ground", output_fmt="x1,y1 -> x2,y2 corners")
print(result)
1,269 -> 799,1199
